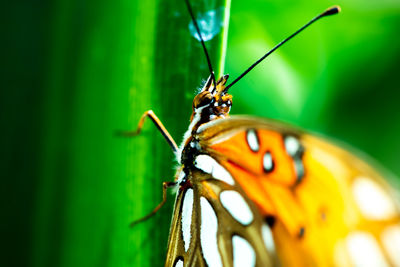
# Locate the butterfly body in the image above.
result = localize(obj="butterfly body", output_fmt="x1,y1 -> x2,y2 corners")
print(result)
162,75 -> 400,267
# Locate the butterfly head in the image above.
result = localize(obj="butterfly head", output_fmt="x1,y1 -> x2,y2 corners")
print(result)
180,74 -> 232,165
192,74 -> 232,122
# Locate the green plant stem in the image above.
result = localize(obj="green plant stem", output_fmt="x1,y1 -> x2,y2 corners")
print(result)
32,0 -> 230,266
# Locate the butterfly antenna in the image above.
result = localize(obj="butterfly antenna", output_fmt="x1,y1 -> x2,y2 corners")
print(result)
184,0 -> 216,86
224,5 -> 341,91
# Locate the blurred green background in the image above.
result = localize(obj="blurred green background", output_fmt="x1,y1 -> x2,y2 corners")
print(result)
2,0 -> 399,266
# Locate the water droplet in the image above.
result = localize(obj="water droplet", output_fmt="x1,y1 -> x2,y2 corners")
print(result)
188,7 -> 225,42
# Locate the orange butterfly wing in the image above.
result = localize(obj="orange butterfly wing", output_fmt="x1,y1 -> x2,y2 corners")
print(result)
196,116 -> 400,266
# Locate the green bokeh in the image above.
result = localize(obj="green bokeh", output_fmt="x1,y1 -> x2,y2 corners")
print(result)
226,0 -> 400,177
2,0 -> 399,266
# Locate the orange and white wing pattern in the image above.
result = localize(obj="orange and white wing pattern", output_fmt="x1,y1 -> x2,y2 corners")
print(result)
192,116 -> 400,267
165,167 -> 278,267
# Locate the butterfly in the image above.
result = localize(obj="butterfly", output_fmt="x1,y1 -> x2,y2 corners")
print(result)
128,1 -> 400,266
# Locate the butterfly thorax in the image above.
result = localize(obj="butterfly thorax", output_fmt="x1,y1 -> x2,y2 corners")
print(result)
178,75 -> 232,168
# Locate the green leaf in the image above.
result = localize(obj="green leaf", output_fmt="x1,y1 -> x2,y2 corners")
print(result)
30,0 -> 230,266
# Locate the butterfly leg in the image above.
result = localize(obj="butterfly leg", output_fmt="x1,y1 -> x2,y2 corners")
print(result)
117,110 -> 178,153
130,181 -> 177,227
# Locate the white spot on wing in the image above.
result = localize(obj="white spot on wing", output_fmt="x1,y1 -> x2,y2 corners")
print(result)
232,235 -> 256,267
181,189 -> 193,252
174,259 -> 183,267
246,129 -> 259,152
284,136 -> 300,156
194,154 -> 235,185
220,190 -> 253,225
200,197 -> 222,267
263,152 -> 273,172
346,231 -> 389,267
381,224 -> 400,266
352,177 -> 397,220
261,224 -> 275,252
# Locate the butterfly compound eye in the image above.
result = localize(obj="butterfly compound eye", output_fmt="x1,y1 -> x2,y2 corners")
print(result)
193,91 -> 213,108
